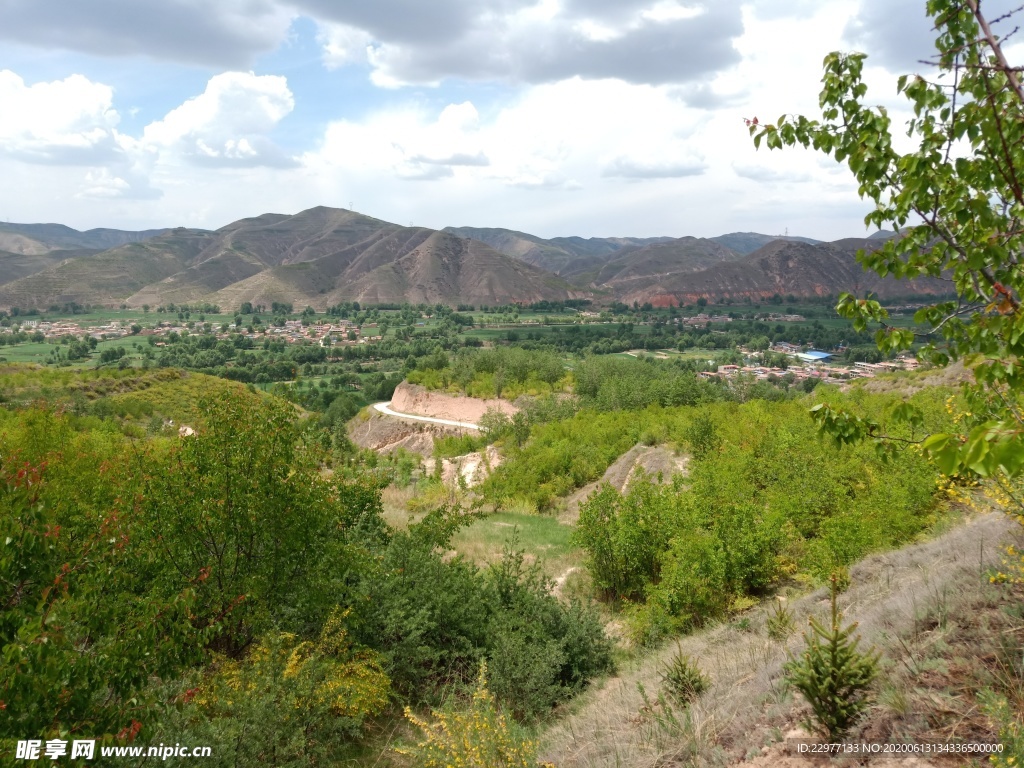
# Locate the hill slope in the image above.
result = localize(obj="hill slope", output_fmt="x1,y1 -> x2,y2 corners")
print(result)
541,512 -> 1015,767
0,229 -> 218,308
0,248 -> 103,288
586,237 -> 746,303
0,222 -> 165,253
206,227 -> 583,309
709,231 -> 821,255
0,208 -> 582,310
444,226 -> 672,276
609,238 -> 951,304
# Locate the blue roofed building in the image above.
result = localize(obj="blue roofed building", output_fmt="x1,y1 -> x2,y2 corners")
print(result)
795,350 -> 834,363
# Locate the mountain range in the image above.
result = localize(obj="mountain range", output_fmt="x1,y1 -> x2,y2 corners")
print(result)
0,208 -> 947,311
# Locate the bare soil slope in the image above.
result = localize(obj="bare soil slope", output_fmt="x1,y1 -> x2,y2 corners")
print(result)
389,381 -> 518,423
347,407 -> 471,456
560,444 -> 688,523
541,513 -> 1018,767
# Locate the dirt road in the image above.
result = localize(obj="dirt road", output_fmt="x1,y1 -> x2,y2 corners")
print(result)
372,401 -> 483,431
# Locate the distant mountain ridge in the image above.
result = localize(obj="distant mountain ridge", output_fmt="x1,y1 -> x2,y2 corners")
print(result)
635,237 -> 950,305
0,222 -> 166,254
0,208 -> 583,310
709,231 -> 821,255
442,226 -> 672,276
0,210 -> 945,311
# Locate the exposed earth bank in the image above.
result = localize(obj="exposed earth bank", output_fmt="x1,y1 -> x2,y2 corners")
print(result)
389,381 -> 518,423
348,382 -> 518,456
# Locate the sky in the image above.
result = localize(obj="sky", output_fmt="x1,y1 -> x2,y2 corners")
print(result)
0,0 -> 1019,240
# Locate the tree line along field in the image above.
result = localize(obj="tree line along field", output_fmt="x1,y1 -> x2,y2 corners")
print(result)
0,296 -> 932,395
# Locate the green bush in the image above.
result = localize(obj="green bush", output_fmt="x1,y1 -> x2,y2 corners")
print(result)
0,454 -> 199,739
785,577 -> 879,740
153,618 -> 390,767
661,647 -> 709,705
344,519 -> 614,714
128,391 -> 380,654
484,539 -> 614,720
766,600 -> 796,642
644,529 -> 730,635
572,477 -> 679,601
345,527 -> 490,701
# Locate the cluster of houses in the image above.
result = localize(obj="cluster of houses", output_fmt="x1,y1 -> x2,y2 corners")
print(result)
679,313 -> 734,325
701,344 -> 920,385
12,319 -> 133,340
755,312 -> 807,322
675,312 -> 806,327
4,317 -> 384,347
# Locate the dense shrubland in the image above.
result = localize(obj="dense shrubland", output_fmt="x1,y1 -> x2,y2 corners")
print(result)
0,352 -> 981,763
0,379 -> 613,762
568,387 -> 953,644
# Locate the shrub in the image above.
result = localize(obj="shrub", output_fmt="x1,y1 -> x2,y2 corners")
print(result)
484,537 -> 614,720
0,455 -> 199,739
661,647 -> 709,705
979,689 -> 1024,768
156,616 -> 390,765
647,529 -> 730,630
399,662 -> 538,768
785,576 -> 880,740
128,391 -> 370,654
346,528 -> 490,701
766,599 -> 796,642
573,478 -> 678,601
683,412 -> 720,458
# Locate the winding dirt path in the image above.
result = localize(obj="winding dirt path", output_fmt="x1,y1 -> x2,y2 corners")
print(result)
372,401 -> 483,431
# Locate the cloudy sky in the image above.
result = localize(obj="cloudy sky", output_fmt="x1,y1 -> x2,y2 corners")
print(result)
0,0 -> 1018,240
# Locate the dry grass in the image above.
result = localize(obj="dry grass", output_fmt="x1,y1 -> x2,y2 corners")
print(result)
847,361 -> 971,396
539,513 -> 1020,767
381,484 -> 418,530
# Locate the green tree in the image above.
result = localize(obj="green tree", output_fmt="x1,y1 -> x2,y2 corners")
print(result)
130,391 -> 384,655
1,457 -> 199,738
749,1 -> 1024,484
785,576 -> 879,740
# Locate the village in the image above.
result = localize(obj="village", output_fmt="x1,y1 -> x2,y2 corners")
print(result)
696,341 -> 920,386
5,317 -> 384,347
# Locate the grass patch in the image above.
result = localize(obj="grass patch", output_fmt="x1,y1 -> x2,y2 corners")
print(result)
450,511 -> 581,579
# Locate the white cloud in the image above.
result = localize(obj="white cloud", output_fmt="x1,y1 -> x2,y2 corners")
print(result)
141,72 -> 297,167
76,168 -> 162,200
318,23 -> 373,69
309,79 -> 706,192
603,157 -> 706,179
732,164 -> 810,183
0,71 -> 121,164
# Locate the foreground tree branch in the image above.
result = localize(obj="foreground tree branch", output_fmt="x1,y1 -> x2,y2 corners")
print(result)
748,0 -> 1024,481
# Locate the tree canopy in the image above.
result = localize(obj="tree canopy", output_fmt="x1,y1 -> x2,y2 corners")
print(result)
749,0 -> 1024,485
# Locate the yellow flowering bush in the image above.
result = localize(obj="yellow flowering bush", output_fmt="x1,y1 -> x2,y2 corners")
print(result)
398,662 -> 539,768
206,609 -> 390,721
174,609 -> 391,763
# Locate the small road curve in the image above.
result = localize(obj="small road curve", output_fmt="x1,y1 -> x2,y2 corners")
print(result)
372,401 -> 483,431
